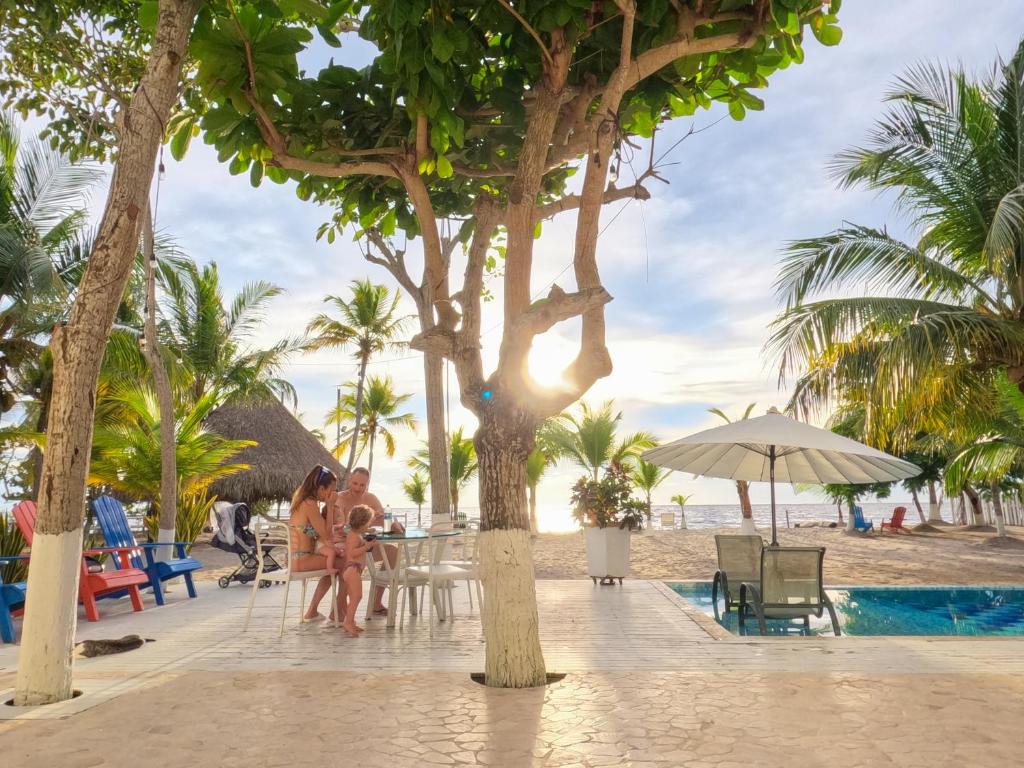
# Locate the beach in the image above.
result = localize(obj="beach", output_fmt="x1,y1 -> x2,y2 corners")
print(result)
190,524 -> 1024,586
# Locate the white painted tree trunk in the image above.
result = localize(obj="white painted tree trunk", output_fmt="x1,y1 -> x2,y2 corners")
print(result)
992,482 -> 1007,537
14,531 -> 83,705
739,517 -> 757,534
679,509 -> 687,530
479,529 -> 546,687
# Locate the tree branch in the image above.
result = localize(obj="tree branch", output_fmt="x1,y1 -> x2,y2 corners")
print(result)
625,26 -> 761,92
496,0 -> 555,71
365,228 -> 420,299
536,182 -> 650,221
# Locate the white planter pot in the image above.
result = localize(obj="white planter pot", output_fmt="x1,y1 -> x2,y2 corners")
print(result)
584,527 -> 631,584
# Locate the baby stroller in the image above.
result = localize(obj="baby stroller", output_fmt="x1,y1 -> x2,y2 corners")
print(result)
210,501 -> 284,588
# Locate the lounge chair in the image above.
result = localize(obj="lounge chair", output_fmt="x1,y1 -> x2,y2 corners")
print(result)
881,506 -> 910,533
659,512 -> 677,530
738,546 -> 841,636
712,534 -> 763,613
93,496 -> 202,606
852,505 -> 874,532
12,500 -> 150,622
0,555 -> 27,643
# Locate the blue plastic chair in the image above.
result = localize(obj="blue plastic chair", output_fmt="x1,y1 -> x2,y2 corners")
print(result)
0,555 -> 28,643
852,505 -> 874,532
92,496 -> 202,606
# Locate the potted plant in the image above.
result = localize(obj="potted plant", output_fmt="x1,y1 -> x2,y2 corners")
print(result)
572,465 -> 646,585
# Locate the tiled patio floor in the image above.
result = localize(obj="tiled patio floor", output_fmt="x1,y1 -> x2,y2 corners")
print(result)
2,580 -> 1023,766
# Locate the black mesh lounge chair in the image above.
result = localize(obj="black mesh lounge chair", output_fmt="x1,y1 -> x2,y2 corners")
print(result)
738,546 -> 841,636
712,534 -> 763,613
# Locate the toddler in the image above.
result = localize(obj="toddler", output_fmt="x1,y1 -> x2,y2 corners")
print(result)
341,504 -> 378,637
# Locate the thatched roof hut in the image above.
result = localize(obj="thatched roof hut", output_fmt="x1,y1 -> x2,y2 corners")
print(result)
205,399 -> 345,505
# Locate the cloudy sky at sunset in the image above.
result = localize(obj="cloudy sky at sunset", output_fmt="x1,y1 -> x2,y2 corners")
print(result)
71,2 -> 1024,528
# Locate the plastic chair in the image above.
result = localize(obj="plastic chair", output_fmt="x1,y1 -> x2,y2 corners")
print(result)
852,505 -> 874,532
0,555 -> 28,643
881,506 -> 910,533
738,546 -> 841,636
403,523 -> 471,636
365,532 -> 429,626
439,520 -> 483,614
243,516 -> 336,636
712,534 -> 763,612
660,512 -> 676,530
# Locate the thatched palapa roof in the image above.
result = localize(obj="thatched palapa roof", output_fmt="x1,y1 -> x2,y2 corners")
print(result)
205,399 -> 345,505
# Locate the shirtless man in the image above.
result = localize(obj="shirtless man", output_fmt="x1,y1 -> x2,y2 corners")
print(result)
332,467 -> 402,614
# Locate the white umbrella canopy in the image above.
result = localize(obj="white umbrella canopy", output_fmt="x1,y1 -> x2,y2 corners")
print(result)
642,408 -> 920,544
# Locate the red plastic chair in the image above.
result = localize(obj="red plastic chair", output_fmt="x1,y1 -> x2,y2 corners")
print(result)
881,506 -> 910,533
12,500 -> 149,622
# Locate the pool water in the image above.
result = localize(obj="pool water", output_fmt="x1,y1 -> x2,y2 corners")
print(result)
668,582 -> 1024,637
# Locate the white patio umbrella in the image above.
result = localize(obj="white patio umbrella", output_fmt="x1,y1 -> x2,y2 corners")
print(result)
641,407 -> 920,545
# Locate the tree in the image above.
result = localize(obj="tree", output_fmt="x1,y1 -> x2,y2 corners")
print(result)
1,0 -> 200,706
306,280 -> 407,475
191,0 -> 843,686
631,459 -> 671,527
327,374 -> 416,474
769,40 -> 1024,441
671,493 -> 692,530
824,481 -> 892,533
410,426 -> 477,520
159,260 -> 297,406
402,471 -> 428,527
709,404 -> 758,532
545,400 -> 656,482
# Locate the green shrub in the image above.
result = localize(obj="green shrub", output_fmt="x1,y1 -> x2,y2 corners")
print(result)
144,490 -> 215,551
0,513 -> 28,583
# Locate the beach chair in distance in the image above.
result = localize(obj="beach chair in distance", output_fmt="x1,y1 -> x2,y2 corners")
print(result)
0,555 -> 28,643
12,500 -> 149,622
738,546 -> 841,636
93,495 -> 202,606
881,506 -> 910,533
712,534 -> 763,613
659,511 -> 677,530
852,505 -> 874,532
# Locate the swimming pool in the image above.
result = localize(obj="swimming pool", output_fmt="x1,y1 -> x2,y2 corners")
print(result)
668,582 -> 1024,637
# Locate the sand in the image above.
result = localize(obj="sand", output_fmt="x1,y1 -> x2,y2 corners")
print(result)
188,524 -> 1024,586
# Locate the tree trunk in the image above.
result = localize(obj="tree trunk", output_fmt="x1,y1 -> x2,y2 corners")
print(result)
417,502 -> 422,527
836,502 -> 844,523
964,485 -> 986,527
423,351 -> 451,523
678,506 -> 687,530
737,480 -> 756,533
991,481 -> 1007,537
367,427 -> 376,475
910,488 -> 925,523
927,481 -> 942,523
14,0 -> 198,707
528,482 -> 539,536
451,484 -> 459,520
845,499 -> 856,532
475,409 -> 546,688
30,399 -> 48,500
142,203 -> 177,558
345,355 -> 369,474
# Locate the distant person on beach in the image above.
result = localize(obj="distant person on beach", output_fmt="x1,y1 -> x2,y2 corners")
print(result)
289,465 -> 342,621
332,467 -> 404,615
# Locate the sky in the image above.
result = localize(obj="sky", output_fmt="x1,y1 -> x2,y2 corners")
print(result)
75,2 -> 1024,529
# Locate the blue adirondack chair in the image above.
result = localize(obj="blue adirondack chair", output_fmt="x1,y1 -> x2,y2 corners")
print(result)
0,555 -> 28,643
852,505 -> 874,532
93,496 -> 202,606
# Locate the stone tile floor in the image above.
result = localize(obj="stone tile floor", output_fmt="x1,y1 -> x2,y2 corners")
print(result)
2,580 -> 1024,766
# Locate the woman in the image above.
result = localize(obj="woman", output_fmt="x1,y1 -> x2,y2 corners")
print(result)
289,464 -> 340,621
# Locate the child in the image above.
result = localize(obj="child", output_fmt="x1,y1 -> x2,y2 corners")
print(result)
341,504 -> 378,637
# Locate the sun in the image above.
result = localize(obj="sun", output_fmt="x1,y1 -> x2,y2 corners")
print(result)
527,333 -> 575,390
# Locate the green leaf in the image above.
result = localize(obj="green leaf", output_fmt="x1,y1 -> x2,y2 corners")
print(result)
250,161 -> 264,187
138,0 -> 158,31
728,100 -> 746,121
169,119 -> 195,161
380,209 -> 397,236
431,29 -> 455,63
436,154 -> 453,178
812,24 -> 843,46
276,0 -> 328,20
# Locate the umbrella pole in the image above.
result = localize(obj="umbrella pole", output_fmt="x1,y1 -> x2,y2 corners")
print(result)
769,445 -> 778,546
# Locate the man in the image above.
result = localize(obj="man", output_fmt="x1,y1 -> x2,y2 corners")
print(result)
333,467 -> 402,614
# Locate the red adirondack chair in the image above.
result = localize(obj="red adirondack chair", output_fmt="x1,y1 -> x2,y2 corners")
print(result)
12,500 -> 149,622
881,505 -> 910,533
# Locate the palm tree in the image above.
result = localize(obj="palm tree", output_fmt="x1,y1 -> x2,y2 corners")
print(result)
410,427 -> 477,519
671,493 -> 692,530
544,400 -> 656,481
306,280 -> 407,474
402,471 -> 428,526
0,111 -> 100,418
631,459 -> 671,527
709,404 -> 757,532
327,374 -> 416,474
769,42 -> 1024,441
158,260 -> 297,406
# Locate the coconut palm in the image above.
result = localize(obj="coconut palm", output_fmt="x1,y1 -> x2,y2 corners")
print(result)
709,404 -> 757,531
157,260 -> 296,406
306,280 -> 408,474
769,42 -> 1024,441
410,427 -> 477,519
544,400 -> 656,482
631,459 -> 671,527
402,471 -> 428,526
327,374 -> 417,474
671,493 -> 692,530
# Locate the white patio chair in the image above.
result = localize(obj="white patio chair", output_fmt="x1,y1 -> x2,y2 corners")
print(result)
365,533 -> 429,625
439,520 -> 483,614
659,511 -> 676,530
243,516 -> 336,636
403,523 -> 471,636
